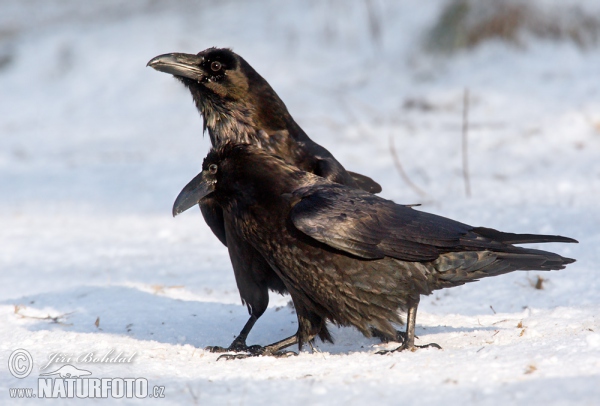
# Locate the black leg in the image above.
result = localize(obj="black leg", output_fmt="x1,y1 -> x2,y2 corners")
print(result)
214,298 -> 324,360
377,296 -> 441,354
206,315 -> 259,353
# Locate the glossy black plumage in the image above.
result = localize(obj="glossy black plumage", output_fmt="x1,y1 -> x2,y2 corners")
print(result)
174,144 -> 577,354
148,47 -> 381,352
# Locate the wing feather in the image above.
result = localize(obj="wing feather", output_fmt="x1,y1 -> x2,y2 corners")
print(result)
290,185 -> 473,262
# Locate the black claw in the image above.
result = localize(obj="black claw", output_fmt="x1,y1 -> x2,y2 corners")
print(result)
272,350 -> 298,358
376,340 -> 409,355
376,341 -> 442,355
206,342 -> 258,353
215,346 -> 298,361
246,344 -> 297,357
375,349 -> 392,355
420,342 -> 442,350
217,353 -> 251,361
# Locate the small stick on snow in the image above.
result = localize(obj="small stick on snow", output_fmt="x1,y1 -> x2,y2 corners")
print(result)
15,308 -> 75,325
389,133 -> 427,198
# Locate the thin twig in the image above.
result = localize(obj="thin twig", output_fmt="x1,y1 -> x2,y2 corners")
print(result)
462,88 -> 471,197
389,133 -> 427,198
186,383 -> 199,405
364,0 -> 382,48
15,307 -> 75,326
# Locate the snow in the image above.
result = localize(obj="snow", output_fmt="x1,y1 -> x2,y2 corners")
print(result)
1,0 -> 599,404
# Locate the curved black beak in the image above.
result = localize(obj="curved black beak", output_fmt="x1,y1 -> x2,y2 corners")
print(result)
172,171 -> 216,217
147,53 -> 205,80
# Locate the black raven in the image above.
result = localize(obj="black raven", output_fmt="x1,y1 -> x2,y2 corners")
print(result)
173,143 -> 577,357
147,47 -> 381,352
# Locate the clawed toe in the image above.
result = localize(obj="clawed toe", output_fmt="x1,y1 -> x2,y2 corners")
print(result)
272,350 -> 297,358
376,341 -> 442,355
217,353 -> 251,361
216,348 -> 298,361
376,340 -> 409,355
418,342 -> 442,350
206,342 -> 261,354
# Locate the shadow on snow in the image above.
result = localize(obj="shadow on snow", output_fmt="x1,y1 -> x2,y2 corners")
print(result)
2,285 -> 497,355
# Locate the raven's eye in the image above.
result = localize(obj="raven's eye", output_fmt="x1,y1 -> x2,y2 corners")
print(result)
210,61 -> 222,72
208,164 -> 218,174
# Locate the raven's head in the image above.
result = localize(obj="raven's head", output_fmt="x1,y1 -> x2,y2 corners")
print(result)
172,143 -> 305,217
148,47 -> 244,100
148,47 -> 291,142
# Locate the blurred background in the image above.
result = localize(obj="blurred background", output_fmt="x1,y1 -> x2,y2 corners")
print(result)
1,0 -> 599,314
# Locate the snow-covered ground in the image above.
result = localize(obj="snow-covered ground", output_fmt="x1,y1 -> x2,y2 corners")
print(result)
1,1 -> 599,404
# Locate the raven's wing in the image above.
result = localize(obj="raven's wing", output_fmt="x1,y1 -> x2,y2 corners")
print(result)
200,200 -> 227,246
290,185 -> 576,262
290,184 -> 471,262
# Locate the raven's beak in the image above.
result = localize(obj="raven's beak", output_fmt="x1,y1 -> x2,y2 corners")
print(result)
147,53 -> 204,80
172,172 -> 216,217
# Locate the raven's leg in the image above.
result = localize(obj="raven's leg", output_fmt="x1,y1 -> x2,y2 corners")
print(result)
205,315 -> 259,353
401,297 -> 419,350
376,296 -> 441,354
207,218 -> 284,353
228,315 -> 258,349
216,301 -> 326,360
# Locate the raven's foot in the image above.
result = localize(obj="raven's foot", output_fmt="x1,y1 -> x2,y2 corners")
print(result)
376,341 -> 442,355
205,343 -> 262,353
216,346 -> 298,361
216,333 -> 300,360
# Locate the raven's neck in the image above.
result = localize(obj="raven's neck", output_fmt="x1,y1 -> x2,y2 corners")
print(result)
199,97 -> 257,147
189,86 -> 314,164
197,95 -> 313,159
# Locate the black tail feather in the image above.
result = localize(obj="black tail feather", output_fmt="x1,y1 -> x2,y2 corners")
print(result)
433,246 -> 575,289
495,249 -> 575,271
472,227 -> 578,245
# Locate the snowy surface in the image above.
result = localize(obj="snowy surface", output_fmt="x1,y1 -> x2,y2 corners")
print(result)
1,0 -> 599,404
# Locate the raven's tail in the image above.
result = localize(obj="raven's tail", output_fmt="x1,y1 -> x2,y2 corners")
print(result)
471,227 -> 578,245
431,246 -> 575,288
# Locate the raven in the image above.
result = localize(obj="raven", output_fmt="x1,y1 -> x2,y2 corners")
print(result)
147,47 -> 381,352
173,143 -> 577,357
